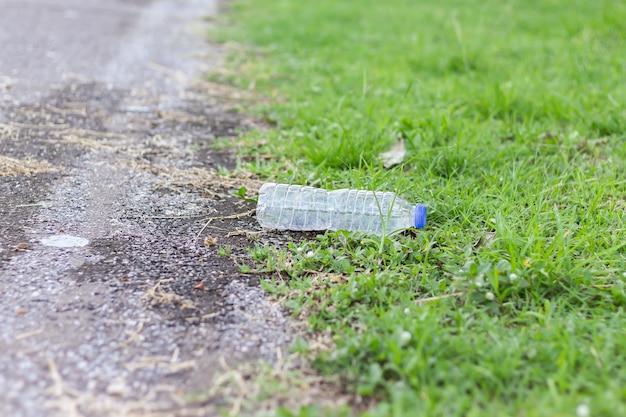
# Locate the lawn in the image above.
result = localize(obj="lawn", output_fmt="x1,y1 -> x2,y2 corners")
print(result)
215,0 -> 626,416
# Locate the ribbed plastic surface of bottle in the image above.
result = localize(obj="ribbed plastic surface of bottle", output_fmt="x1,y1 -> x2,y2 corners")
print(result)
256,183 -> 427,236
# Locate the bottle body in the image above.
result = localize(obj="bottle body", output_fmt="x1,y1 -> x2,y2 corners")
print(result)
256,183 -> 425,235
327,189 -> 415,235
256,183 -> 332,231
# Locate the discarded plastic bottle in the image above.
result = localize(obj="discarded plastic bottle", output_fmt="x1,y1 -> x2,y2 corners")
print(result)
256,183 -> 427,236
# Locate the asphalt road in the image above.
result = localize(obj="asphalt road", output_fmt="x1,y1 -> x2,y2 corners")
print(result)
0,1 -> 297,415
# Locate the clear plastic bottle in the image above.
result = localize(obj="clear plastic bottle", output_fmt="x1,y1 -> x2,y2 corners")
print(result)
256,183 -> 427,236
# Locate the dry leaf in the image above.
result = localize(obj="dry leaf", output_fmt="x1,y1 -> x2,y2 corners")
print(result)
473,231 -> 496,248
380,140 -> 406,168
14,243 -> 28,251
204,236 -> 217,246
484,231 -> 496,242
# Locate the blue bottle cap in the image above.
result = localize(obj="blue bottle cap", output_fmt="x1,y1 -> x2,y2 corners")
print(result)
414,204 -> 427,229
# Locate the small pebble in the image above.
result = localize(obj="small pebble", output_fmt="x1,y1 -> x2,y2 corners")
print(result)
106,379 -> 126,396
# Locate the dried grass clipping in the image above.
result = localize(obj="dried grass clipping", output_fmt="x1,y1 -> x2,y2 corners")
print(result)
0,155 -> 54,176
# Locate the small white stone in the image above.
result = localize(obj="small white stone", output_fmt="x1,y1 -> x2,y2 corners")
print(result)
106,379 -> 126,396
576,404 -> 590,417
485,292 -> 495,301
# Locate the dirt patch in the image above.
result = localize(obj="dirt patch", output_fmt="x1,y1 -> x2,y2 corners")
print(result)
0,173 -> 59,263
0,74 -> 310,417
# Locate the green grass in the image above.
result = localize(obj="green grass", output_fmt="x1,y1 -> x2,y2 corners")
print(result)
215,0 -> 626,416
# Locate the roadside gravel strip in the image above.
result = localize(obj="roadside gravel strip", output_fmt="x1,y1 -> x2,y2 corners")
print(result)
0,0 -> 298,415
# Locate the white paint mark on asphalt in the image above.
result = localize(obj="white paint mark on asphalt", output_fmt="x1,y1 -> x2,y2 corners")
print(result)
41,235 -> 89,248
